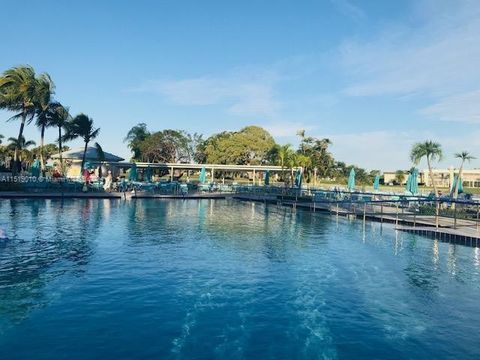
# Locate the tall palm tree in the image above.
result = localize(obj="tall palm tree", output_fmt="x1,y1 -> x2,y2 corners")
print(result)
64,114 -> 100,172
0,66 -> 40,172
34,74 -> 55,171
297,129 -> 306,154
271,144 -> 293,182
452,151 -> 476,200
410,141 -> 443,197
49,103 -> 71,175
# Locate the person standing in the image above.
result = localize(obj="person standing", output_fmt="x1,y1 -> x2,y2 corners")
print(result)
103,170 -> 113,192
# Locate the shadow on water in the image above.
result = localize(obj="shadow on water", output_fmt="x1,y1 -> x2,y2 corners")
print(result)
0,199 -> 98,325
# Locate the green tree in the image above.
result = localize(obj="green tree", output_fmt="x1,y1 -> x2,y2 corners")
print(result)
300,137 -> 334,181
32,143 -> 69,161
64,114 -> 100,172
7,136 -> 36,164
48,103 -> 72,175
268,144 -> 294,181
34,74 -> 55,171
395,170 -> 406,185
0,134 -> 3,145
410,141 -> 443,197
124,123 -> 150,160
201,126 -> 276,165
0,66 -> 41,172
453,151 -> 475,200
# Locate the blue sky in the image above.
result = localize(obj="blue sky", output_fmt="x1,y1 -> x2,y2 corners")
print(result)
1,0 -> 479,170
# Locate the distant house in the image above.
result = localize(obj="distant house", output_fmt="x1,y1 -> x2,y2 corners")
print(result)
51,147 -> 124,177
383,167 -> 480,188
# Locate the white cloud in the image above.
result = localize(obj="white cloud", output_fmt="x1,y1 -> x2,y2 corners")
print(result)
420,90 -> 480,123
325,129 -> 480,170
329,0 -> 366,22
262,121 -> 318,138
136,71 -> 280,118
340,0 -> 480,123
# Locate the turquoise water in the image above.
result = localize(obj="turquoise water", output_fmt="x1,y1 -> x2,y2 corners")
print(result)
0,199 -> 479,359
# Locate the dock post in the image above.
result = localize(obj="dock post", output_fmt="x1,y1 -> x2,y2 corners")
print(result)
363,203 -> 366,222
413,210 -> 416,228
453,203 -> 457,230
395,203 -> 399,226
477,204 -> 479,232
381,203 -> 384,223
336,202 -> 339,216
435,201 -> 439,229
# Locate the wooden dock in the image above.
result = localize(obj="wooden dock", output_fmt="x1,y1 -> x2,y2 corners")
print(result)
234,194 -> 480,247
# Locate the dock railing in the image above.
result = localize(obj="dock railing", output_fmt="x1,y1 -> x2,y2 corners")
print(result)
234,185 -> 480,233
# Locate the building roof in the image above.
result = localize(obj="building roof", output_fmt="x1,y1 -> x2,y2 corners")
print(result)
52,147 -> 124,162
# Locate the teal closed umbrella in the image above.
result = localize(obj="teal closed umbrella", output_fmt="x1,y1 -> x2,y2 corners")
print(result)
144,166 -> 152,182
128,163 -> 138,181
294,169 -> 302,188
451,175 -> 463,194
30,159 -> 40,177
199,166 -> 206,184
264,170 -> 270,186
373,175 -> 380,190
405,173 -> 412,193
410,168 -> 419,194
347,168 -> 355,191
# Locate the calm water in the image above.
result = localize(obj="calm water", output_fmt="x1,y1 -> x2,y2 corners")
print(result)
0,199 -> 479,359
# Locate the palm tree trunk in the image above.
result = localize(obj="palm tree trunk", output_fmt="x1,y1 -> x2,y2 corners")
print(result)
451,160 -> 465,211
427,156 -> 438,197
13,110 -> 27,174
58,127 -> 63,176
453,160 -> 464,201
40,125 -> 45,173
81,141 -> 89,174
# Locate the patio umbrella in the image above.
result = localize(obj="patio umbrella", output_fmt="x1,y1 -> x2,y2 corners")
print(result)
410,168 -> 419,194
405,173 -> 412,193
451,175 -> 464,194
294,169 -> 302,188
128,163 -> 138,181
347,168 -> 355,191
144,166 -> 152,182
199,166 -> 206,184
264,170 -> 270,186
30,159 -> 41,178
373,175 -> 380,190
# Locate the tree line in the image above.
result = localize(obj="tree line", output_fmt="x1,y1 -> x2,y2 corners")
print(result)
124,123 -> 379,185
0,65 -> 102,174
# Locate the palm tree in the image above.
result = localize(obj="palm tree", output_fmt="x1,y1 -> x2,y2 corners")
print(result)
270,144 -> 294,182
95,142 -> 106,177
0,66 -> 41,172
452,151 -> 476,200
395,170 -> 406,185
34,74 -> 55,171
297,129 -> 306,154
124,123 -> 150,160
49,103 -> 71,175
64,114 -> 100,172
8,136 -> 36,166
410,141 -> 443,197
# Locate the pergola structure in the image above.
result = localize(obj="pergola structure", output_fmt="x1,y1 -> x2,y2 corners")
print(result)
117,162 -> 302,183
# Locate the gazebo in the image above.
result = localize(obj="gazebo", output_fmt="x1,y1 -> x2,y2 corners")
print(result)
52,147 -> 125,177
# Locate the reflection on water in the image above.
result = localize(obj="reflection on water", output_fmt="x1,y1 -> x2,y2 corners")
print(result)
1,199 -> 480,359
